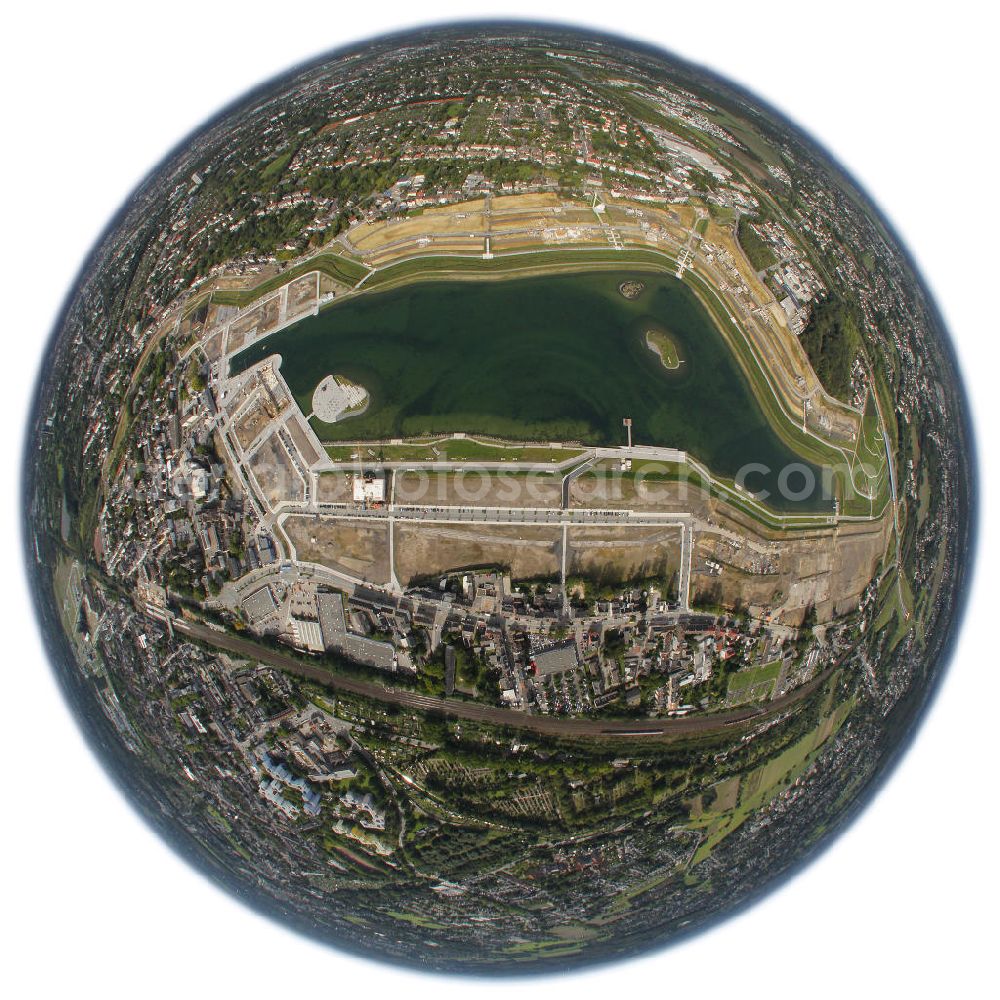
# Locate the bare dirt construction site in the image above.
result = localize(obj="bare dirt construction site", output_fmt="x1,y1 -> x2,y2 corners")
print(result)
201,325 -> 226,363
491,192 -> 563,212
231,398 -> 272,451
393,523 -> 560,585
315,472 -> 354,503
248,434 -> 304,507
287,273 -> 318,319
226,369 -> 290,451
283,516 -> 390,585
345,192 -> 626,262
567,525 -> 681,584
348,198 -> 486,260
691,514 -> 891,623
567,460 -> 889,623
179,298 -> 232,361
394,470 -> 563,508
489,200 -> 593,232
227,295 -> 281,354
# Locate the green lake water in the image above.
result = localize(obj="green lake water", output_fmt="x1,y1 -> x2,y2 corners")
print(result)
231,269 -> 830,511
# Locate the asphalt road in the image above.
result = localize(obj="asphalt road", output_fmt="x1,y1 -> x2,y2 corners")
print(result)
174,617 -> 833,742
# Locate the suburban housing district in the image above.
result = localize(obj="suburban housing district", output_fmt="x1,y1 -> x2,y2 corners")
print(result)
29,26 -> 969,971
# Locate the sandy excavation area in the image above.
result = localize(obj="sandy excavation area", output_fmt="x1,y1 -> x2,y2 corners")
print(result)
283,515 -> 391,585
394,523 -> 560,585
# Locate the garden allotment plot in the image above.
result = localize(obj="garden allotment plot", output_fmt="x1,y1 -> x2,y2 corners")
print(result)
231,268 -> 832,512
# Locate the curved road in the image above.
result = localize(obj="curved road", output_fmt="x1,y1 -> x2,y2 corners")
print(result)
175,618 -> 834,741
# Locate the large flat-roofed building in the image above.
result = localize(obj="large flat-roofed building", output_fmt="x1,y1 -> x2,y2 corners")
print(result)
291,617 -> 324,653
242,585 -> 278,624
352,472 -> 385,503
532,639 -> 580,677
344,634 -> 395,670
316,591 -> 395,670
317,592 -> 347,648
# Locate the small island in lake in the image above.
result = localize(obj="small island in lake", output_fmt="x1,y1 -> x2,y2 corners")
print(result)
645,328 -> 683,369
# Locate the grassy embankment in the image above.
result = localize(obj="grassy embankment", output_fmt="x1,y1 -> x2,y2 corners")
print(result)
324,437 -> 585,465
210,252 -> 367,309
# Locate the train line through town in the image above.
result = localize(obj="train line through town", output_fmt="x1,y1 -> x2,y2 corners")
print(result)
172,616 -> 835,742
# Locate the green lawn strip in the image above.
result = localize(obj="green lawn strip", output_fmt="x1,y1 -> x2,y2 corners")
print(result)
850,392 -> 889,499
439,439 -> 584,463
181,289 -> 215,320
322,439 -> 583,464
503,938 -> 587,957
606,867 -> 683,913
363,246 -> 658,292
688,696 -> 854,867
324,442 -> 439,462
260,148 -> 295,182
870,361 -> 900,454
727,659 -> 782,700
873,566 -> 914,653
385,910 -> 447,930
212,252 -> 367,308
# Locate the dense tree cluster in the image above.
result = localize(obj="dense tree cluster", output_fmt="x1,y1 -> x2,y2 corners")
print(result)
799,297 -> 860,402
737,216 -> 776,271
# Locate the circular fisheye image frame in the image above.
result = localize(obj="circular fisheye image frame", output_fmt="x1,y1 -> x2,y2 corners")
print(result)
21,17 -> 976,979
